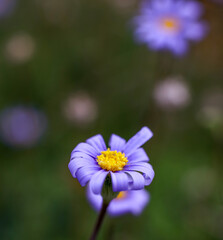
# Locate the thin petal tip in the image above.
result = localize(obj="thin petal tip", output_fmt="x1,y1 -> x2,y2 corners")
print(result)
141,126 -> 153,139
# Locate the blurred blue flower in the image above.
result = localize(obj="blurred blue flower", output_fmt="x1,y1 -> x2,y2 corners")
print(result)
0,106 -> 47,148
87,187 -> 150,216
133,0 -> 208,55
0,0 -> 16,18
69,127 -> 154,194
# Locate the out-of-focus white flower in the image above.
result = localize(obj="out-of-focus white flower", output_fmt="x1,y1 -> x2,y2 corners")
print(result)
182,166 -> 217,201
62,92 -> 98,126
197,89 -> 223,136
153,76 -> 190,110
4,33 -> 36,63
0,106 -> 47,148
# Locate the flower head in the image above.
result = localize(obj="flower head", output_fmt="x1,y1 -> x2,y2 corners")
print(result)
0,106 -> 47,148
153,76 -> 190,110
133,0 -> 208,55
62,92 -> 98,126
5,33 -> 36,64
0,0 -> 16,18
68,127 -> 154,194
87,186 -> 150,216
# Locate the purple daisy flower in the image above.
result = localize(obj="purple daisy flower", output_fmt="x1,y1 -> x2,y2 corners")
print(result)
68,127 -> 154,194
133,0 -> 208,55
87,186 -> 150,217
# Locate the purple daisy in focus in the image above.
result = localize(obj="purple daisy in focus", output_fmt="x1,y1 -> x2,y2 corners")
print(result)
133,0 -> 208,55
68,127 -> 154,194
87,186 -> 150,216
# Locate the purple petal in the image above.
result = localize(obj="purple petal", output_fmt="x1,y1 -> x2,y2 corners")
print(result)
127,190 -> 150,215
125,171 -> 145,190
89,170 -> 108,194
151,0 -> 169,11
128,148 -> 149,163
70,151 -> 95,161
184,22 -> 208,41
177,1 -> 203,19
124,162 -> 155,185
147,31 -> 171,50
108,190 -> 150,217
86,134 -> 107,154
144,176 -> 154,186
87,187 -> 150,217
86,185 -> 103,211
109,134 -> 126,152
76,166 -> 101,186
110,172 -> 129,192
68,158 -> 97,178
167,38 -> 188,56
72,142 -> 98,158
123,127 -> 153,157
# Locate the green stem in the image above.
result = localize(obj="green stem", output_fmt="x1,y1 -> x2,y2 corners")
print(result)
89,201 -> 109,240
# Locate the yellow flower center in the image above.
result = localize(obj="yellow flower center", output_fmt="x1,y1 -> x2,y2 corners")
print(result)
116,191 -> 127,200
161,17 -> 179,32
96,148 -> 128,172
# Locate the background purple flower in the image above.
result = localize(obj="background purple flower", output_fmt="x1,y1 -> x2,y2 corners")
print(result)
69,127 -> 155,194
133,0 -> 208,55
0,106 -> 47,148
0,0 -> 16,18
87,186 -> 150,217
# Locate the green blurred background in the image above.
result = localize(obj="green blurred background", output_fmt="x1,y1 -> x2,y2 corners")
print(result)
0,0 -> 223,239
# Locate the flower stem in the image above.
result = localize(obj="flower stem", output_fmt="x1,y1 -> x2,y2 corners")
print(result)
89,201 -> 109,240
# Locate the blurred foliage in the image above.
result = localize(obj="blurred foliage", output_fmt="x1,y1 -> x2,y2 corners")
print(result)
0,0 -> 223,240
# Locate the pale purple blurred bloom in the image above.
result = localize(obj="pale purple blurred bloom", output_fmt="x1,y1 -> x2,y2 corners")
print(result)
62,92 -> 98,126
69,127 -> 154,194
0,0 -> 16,17
5,33 -> 36,64
87,186 -> 150,216
0,106 -> 47,148
133,0 -> 208,55
153,76 -> 190,110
